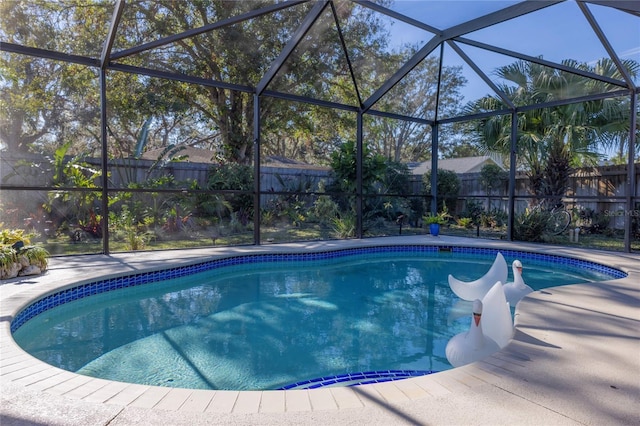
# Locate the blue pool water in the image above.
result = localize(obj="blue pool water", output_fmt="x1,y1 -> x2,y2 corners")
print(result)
12,247 -> 624,391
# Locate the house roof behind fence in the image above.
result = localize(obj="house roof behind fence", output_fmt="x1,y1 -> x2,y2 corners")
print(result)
140,148 -> 329,170
141,147 -> 217,164
410,156 -> 503,175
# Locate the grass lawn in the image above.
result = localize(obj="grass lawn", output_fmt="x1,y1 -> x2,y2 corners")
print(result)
38,222 -> 639,256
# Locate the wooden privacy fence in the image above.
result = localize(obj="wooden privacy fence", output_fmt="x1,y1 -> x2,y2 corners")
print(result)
453,164 -> 640,229
2,153 -> 638,226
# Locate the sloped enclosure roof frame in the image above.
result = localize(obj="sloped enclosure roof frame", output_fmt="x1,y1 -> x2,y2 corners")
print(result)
3,0 -> 637,115
1,0 -> 638,251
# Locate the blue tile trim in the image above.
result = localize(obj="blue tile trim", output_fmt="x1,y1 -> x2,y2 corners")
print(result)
10,245 -> 627,334
277,369 -> 438,390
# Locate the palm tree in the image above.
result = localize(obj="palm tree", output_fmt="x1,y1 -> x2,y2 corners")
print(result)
464,58 -> 638,207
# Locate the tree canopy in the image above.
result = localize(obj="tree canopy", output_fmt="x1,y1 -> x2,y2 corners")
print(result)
1,0 -> 467,168
464,58 -> 639,205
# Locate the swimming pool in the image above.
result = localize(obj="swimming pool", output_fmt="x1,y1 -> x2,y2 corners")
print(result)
11,245 -> 626,391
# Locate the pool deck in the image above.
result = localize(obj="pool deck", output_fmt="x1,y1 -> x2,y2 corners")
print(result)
1,235 -> 639,425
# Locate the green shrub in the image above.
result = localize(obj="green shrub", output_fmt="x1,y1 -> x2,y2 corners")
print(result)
332,213 -> 356,238
423,202 -> 451,226
0,245 -> 17,269
589,212 -> 611,234
423,169 -> 461,214
461,199 -> 485,225
0,226 -> 49,278
480,163 -> 508,194
261,209 -> 275,227
207,163 -> 254,217
423,214 -> 445,225
0,227 -> 36,245
513,209 -> 550,242
21,246 -> 50,270
311,195 -> 339,226
456,217 -> 474,228
481,209 -> 507,228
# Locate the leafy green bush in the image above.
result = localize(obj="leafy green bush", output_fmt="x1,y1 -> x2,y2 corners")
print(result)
311,195 -> 339,226
423,169 -> 461,214
108,206 -> 151,250
423,214 -> 446,225
0,226 -> 49,278
456,217 -> 474,228
481,209 -> 507,228
328,140 -> 386,215
0,227 -> 35,245
513,209 -> 550,242
461,199 -> 485,225
332,213 -> 356,238
22,246 -> 50,270
261,209 -> 275,227
0,245 -> 18,269
423,202 -> 451,225
589,212 -> 611,234
207,163 -> 254,217
480,163 -> 508,194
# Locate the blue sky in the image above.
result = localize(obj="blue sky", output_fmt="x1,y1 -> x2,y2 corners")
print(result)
381,0 -> 640,102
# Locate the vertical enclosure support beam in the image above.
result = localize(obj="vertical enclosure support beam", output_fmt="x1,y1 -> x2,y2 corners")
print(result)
253,93 -> 261,245
356,111 -> 364,239
99,70 -> 109,254
624,93 -> 637,253
507,111 -> 518,241
430,44 -> 443,216
430,124 -> 438,214
98,0 -> 124,255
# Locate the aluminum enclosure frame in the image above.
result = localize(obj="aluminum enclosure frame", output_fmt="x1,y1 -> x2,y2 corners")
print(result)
1,0 -> 638,252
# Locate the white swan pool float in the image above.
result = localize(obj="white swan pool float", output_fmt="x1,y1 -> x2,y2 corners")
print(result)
481,281 -> 514,349
448,252 -> 508,301
445,299 -> 500,367
503,260 -> 533,307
